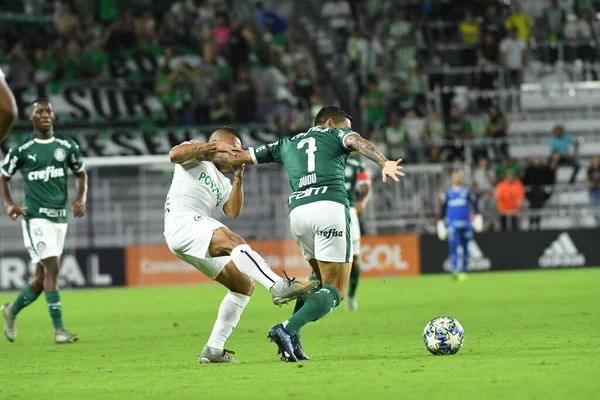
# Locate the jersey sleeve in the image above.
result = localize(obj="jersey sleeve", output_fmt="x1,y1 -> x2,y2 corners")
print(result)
0,67 -> 4,80
249,140 -> 282,164
332,128 -> 357,153
1,147 -> 23,178
68,139 -> 85,173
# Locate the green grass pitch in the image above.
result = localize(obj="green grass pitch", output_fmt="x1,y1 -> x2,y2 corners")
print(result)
1,269 -> 599,400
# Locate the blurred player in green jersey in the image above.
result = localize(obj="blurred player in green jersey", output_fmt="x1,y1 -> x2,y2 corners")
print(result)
1,99 -> 87,344
344,153 -> 371,311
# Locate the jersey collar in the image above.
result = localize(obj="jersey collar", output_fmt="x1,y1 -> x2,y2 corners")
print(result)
34,137 -> 55,144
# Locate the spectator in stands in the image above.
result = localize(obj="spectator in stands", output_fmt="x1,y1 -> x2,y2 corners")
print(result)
309,94 -> 324,121
588,156 -> 600,224
231,68 -> 259,122
574,0 -> 596,14
576,10 -> 597,66
256,2 -> 288,47
214,13 -> 232,53
292,61 -> 315,109
84,36 -> 109,80
422,109 -> 445,162
158,11 -> 186,45
382,111 -> 409,161
505,3 -> 534,42
135,11 -> 156,45
406,60 -> 427,115
388,8 -> 413,44
443,105 -> 471,161
500,27 -> 527,111
483,5 -> 506,42
170,0 -> 195,26
178,64 -> 213,124
496,155 -> 521,181
495,169 -> 525,231
548,124 -> 580,184
55,4 -> 82,41
280,40 -> 306,77
387,77 -> 414,116
402,109 -> 426,162
544,0 -> 567,40
477,33 -> 500,97
469,108 -> 490,161
106,10 -> 137,50
360,76 -> 387,133
347,29 -> 383,88
486,105 -> 508,159
321,0 -> 353,40
523,156 -> 556,230
459,10 -> 480,66
7,43 -> 34,89
159,45 -> 177,74
210,91 -> 235,123
473,157 -> 496,216
228,19 -> 252,78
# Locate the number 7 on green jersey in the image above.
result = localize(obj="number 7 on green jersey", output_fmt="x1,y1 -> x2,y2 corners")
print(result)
297,137 -> 317,172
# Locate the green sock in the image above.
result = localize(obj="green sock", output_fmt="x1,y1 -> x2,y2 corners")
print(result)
11,284 -> 41,316
285,285 -> 340,338
348,264 -> 361,298
291,273 -> 320,339
44,291 -> 64,329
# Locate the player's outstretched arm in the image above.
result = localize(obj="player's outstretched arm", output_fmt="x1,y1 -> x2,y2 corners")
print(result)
345,134 -> 405,182
204,149 -> 254,167
169,141 -> 242,164
222,164 -> 245,218
0,73 -> 18,143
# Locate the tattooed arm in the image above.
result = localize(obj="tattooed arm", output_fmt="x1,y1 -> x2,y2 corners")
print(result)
223,164 -> 245,218
169,141 -> 241,164
204,149 -> 253,166
345,133 -> 405,182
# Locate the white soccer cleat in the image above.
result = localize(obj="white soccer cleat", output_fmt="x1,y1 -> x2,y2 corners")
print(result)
55,328 -> 79,344
2,304 -> 16,342
199,346 -> 239,363
270,278 -> 320,306
345,296 -> 358,312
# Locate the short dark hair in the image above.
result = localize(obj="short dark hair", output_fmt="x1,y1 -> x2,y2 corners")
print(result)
211,126 -> 243,146
31,98 -> 50,107
314,105 -> 352,126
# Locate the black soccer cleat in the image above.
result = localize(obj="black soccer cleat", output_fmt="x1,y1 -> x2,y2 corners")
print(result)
292,337 -> 310,361
267,324 -> 298,362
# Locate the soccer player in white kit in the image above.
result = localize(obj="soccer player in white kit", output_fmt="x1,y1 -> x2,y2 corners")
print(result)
164,127 -> 319,363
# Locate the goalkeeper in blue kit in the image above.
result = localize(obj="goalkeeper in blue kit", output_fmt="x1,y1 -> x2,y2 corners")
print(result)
437,171 -> 483,280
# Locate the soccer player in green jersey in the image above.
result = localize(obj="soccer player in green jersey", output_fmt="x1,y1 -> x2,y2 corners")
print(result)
0,67 -> 18,143
1,99 -> 87,344
212,106 -> 404,361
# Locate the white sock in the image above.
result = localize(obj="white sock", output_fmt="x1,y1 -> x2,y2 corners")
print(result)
230,244 -> 283,290
206,291 -> 250,350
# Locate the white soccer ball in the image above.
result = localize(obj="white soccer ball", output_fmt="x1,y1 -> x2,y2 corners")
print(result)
423,316 -> 464,355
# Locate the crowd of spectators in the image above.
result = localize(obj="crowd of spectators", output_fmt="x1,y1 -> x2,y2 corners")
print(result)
0,0 -> 322,127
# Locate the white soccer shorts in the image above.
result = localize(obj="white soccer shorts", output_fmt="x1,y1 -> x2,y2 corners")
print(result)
289,200 -> 352,263
164,212 -> 231,280
349,206 -> 361,256
21,218 -> 68,264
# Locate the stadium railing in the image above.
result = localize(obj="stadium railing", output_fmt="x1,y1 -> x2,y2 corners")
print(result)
1,154 -> 595,258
